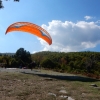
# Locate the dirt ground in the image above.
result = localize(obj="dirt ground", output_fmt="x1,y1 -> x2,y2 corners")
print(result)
0,68 -> 100,100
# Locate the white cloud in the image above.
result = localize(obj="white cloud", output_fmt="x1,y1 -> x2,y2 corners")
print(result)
84,16 -> 93,20
38,20 -> 100,52
95,20 -> 100,24
32,51 -> 38,54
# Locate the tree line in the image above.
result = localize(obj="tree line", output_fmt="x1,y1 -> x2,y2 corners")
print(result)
0,48 -> 32,68
31,51 -> 100,79
0,48 -> 100,79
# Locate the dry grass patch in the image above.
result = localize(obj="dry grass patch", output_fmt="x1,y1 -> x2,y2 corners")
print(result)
0,72 -> 100,100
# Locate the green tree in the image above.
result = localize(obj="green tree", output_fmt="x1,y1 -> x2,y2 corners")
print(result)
10,58 -> 18,68
15,48 -> 32,67
0,0 -> 19,9
41,58 -> 55,69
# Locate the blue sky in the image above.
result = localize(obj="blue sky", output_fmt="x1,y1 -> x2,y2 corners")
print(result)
0,0 -> 100,53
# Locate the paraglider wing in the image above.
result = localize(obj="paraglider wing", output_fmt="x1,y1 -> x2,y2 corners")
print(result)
5,22 -> 52,45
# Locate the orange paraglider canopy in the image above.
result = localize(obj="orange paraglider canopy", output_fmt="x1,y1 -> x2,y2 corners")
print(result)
5,22 -> 52,45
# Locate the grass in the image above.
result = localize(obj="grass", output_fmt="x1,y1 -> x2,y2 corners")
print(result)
0,71 -> 100,100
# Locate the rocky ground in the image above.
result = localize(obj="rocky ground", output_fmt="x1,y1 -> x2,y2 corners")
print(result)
0,68 -> 100,100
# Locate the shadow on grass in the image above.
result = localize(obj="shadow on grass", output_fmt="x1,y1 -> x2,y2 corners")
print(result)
21,71 -> 100,82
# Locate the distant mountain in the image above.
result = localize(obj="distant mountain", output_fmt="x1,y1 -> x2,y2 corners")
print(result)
0,53 -> 15,56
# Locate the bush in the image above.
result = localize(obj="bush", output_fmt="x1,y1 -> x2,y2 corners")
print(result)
41,58 -> 55,69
